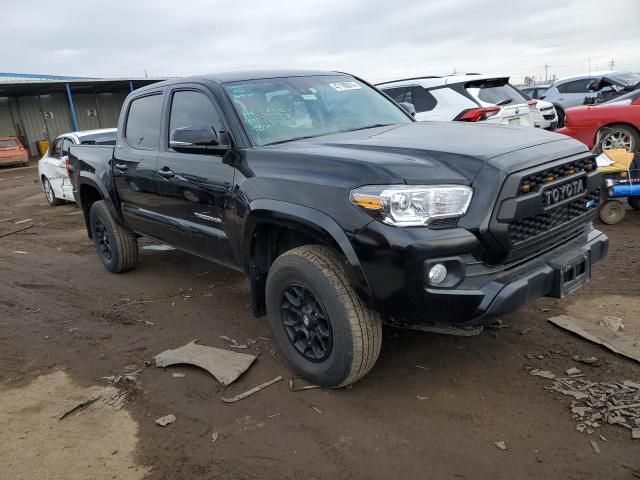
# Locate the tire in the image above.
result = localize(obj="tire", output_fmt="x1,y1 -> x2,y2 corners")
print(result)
266,245 -> 382,388
628,197 -> 640,210
598,200 -> 626,225
89,200 -> 138,273
554,105 -> 565,128
42,177 -> 64,206
597,124 -> 640,153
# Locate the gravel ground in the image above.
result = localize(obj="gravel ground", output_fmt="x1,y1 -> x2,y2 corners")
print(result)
1,162 -> 639,480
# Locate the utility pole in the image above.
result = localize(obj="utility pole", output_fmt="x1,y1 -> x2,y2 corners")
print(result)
609,58 -> 615,70
544,63 -> 549,83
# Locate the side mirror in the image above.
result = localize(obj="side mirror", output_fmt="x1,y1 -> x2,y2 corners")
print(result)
169,125 -> 224,152
399,102 -> 416,117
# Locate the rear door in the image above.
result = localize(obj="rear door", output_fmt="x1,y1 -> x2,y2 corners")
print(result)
113,91 -> 166,238
155,86 -> 237,265
42,138 -> 67,197
58,137 -> 76,200
555,79 -> 593,108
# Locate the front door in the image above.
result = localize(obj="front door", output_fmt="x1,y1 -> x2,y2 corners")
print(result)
113,91 -> 165,238
155,87 -> 237,266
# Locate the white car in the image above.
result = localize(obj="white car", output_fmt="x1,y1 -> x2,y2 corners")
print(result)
38,128 -> 116,206
377,74 -> 536,127
530,99 -> 558,130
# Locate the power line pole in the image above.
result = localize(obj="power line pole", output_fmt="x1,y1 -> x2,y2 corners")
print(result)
609,58 -> 615,70
544,63 -> 549,83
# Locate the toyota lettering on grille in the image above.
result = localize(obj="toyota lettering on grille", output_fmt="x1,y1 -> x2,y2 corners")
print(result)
543,179 -> 585,206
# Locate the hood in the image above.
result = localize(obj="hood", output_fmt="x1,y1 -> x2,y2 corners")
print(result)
265,122 -> 584,184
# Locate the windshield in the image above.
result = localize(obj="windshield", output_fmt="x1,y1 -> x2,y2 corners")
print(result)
79,131 -> 117,145
471,82 -> 528,106
224,75 -> 412,146
603,88 -> 640,105
0,139 -> 18,148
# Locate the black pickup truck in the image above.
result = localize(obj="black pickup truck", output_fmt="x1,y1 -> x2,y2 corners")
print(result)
69,70 -> 608,387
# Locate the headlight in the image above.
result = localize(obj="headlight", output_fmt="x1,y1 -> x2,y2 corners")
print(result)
350,185 -> 473,227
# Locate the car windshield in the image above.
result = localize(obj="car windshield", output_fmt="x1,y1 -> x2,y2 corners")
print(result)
223,75 -> 412,146
468,81 -> 528,106
603,88 -> 640,105
0,139 -> 18,148
79,131 -> 117,145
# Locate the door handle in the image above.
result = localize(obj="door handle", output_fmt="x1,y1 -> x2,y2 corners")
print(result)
115,163 -> 128,171
158,168 -> 175,178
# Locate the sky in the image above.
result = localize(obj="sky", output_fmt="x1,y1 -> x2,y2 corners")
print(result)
2,0 -> 640,85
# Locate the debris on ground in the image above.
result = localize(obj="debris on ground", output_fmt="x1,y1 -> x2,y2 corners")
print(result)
14,218 -> 32,225
540,375 -> 640,436
289,377 -> 320,391
311,406 -> 323,414
566,367 -> 582,376
632,428 -> 640,440
573,355 -> 600,365
155,414 -> 176,426
211,431 -> 219,443
494,441 -> 507,450
102,370 -> 141,385
590,439 -> 600,454
530,369 -> 556,380
104,392 -> 129,410
58,395 -> 101,420
171,372 -> 185,378
548,315 -> 640,363
221,376 -> 283,403
416,395 -> 429,401
0,224 -> 33,239
154,340 -> 256,386
142,244 -> 176,252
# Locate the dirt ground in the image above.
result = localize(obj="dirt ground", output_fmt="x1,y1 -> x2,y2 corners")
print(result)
1,161 -> 639,480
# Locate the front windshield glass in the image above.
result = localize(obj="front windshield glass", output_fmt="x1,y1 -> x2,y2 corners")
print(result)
223,75 -> 412,146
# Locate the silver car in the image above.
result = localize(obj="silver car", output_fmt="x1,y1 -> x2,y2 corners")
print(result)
544,71 -> 640,127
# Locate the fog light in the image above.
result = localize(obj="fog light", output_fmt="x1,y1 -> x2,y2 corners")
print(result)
428,263 -> 448,285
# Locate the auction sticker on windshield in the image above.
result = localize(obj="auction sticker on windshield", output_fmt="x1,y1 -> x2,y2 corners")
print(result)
329,82 -> 362,92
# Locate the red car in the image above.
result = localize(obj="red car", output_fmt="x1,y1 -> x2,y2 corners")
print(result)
557,89 -> 640,153
0,136 -> 29,167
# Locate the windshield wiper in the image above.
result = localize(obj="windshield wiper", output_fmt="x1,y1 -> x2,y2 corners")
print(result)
264,124 -> 394,146
496,99 -> 513,106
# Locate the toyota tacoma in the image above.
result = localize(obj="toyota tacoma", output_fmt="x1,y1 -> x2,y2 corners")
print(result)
69,70 -> 608,387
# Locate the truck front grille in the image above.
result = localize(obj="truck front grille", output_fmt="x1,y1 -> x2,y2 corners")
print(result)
508,190 -> 600,245
518,157 -> 597,196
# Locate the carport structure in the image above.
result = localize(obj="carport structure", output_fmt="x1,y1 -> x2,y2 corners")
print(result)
0,73 -> 165,156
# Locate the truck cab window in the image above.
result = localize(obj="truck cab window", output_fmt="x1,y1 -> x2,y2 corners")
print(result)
125,94 -> 163,149
168,90 -> 222,146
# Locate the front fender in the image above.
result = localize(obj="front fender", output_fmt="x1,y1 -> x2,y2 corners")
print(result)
243,199 -> 373,302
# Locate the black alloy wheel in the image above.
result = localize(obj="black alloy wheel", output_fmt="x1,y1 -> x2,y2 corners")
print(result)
93,217 -> 113,261
280,283 -> 333,362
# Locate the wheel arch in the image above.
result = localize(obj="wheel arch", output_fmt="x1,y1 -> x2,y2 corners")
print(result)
595,122 -> 640,149
242,200 -> 373,317
77,175 -> 121,238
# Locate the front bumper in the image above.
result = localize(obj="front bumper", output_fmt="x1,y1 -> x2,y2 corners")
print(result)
351,223 -> 608,326
0,155 -> 28,166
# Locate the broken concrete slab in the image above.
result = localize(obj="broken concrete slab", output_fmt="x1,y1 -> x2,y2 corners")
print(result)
154,340 -> 256,386
566,367 -> 582,376
155,414 -> 176,426
548,315 -> 640,364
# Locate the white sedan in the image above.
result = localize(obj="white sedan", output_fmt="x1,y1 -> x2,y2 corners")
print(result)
38,128 -> 116,206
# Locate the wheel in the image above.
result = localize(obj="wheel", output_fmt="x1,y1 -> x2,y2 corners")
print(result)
628,197 -> 640,210
554,105 -> 565,128
266,245 -> 382,388
89,200 -> 139,272
598,200 -> 626,225
598,124 -> 639,152
42,177 -> 64,206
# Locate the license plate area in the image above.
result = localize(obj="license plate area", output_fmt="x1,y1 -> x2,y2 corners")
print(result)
508,117 -> 521,126
549,252 -> 591,298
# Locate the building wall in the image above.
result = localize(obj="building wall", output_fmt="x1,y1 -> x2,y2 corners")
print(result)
0,92 -> 128,156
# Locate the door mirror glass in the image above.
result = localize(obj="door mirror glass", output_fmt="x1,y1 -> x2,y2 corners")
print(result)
169,125 -> 220,151
399,102 -> 416,117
